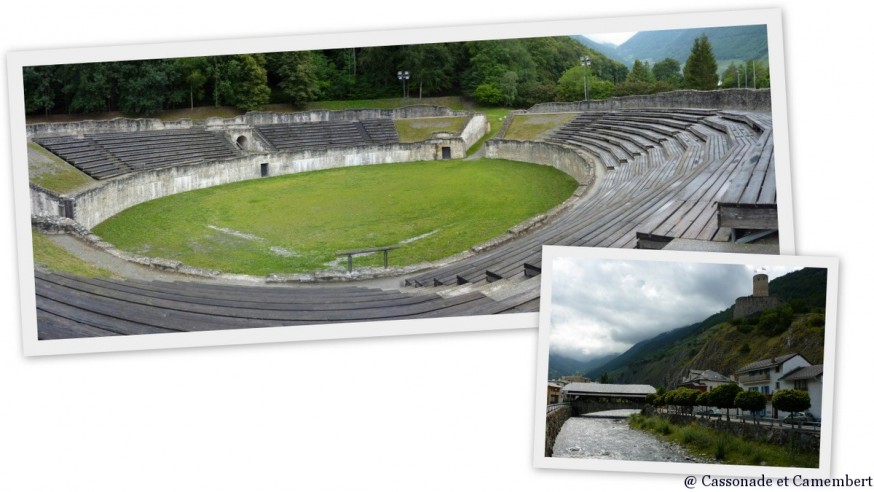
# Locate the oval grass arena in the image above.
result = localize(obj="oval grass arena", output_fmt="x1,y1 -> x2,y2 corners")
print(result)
92,159 -> 578,275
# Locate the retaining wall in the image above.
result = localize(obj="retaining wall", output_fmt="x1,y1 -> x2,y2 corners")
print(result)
545,406 -> 573,457
484,139 -> 594,185
459,114 -> 489,151
528,89 -> 771,113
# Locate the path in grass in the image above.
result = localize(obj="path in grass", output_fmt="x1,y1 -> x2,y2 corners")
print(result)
93,159 -> 578,276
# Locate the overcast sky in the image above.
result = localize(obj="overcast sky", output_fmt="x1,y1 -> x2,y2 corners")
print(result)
583,32 -> 638,46
547,258 -> 802,361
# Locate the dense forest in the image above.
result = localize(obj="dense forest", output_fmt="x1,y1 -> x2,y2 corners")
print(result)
23,31 -> 770,118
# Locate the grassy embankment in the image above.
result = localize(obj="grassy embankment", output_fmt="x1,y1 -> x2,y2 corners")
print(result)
93,159 -> 578,275
502,113 -> 576,141
630,414 -> 819,468
28,143 -> 94,194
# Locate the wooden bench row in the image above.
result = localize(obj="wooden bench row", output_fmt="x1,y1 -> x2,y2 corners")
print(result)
405,110 -> 776,288
34,270 -> 535,340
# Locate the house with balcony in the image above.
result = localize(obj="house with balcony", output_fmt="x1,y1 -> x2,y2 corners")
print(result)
734,353 -> 811,418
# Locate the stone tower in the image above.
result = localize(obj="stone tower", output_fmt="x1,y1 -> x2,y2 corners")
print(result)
734,273 -> 783,319
753,274 -> 769,297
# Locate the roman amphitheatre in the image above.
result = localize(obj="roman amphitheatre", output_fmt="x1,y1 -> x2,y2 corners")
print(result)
27,89 -> 779,339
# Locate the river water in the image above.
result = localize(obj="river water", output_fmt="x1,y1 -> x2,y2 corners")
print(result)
552,410 -> 700,462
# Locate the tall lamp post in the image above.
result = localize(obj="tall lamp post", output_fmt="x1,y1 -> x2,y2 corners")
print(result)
580,56 -> 591,101
397,70 -> 410,98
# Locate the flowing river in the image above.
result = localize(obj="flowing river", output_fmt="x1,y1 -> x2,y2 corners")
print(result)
552,410 -> 704,462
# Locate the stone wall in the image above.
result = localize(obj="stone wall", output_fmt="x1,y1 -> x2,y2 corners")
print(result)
459,114 -> 489,151
527,89 -> 771,113
29,183 -> 63,219
484,139 -> 594,185
33,142 -> 445,229
734,295 -> 785,319
545,405 -> 573,457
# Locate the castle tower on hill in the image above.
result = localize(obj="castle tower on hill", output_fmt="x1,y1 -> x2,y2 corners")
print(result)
753,273 -> 769,297
734,273 -> 785,319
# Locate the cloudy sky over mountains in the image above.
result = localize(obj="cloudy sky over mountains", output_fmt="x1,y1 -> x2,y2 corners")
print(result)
547,257 -> 801,361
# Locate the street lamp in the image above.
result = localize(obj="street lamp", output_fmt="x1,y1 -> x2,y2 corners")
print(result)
580,56 -> 591,101
397,70 -> 410,98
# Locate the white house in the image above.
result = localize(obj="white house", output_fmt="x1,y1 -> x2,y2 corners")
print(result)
734,353 -> 811,418
780,364 -> 824,419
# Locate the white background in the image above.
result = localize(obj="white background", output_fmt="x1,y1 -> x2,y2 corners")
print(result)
1,1 -> 870,490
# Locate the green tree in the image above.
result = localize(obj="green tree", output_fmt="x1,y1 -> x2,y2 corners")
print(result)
722,62 -> 742,89
746,59 -> 770,89
68,62 -> 114,113
734,390 -> 767,423
267,51 -> 321,106
116,59 -> 175,116
174,57 -> 209,111
708,383 -> 742,421
225,54 -> 271,111
599,372 -> 609,384
557,66 -> 614,101
626,60 -> 654,83
696,390 -> 711,409
772,389 -> 812,427
652,58 -> 683,86
403,43 -> 456,99
499,71 -> 519,106
683,33 -> 719,90
23,65 -> 58,116
473,83 -> 503,106
670,387 -> 701,415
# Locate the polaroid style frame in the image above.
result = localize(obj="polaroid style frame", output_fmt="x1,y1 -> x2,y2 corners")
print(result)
8,8 -> 794,355
533,245 -> 837,477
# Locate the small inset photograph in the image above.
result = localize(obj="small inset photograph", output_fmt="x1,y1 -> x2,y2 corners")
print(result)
534,246 -> 837,476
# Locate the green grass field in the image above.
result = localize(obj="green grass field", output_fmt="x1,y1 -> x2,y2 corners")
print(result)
92,159 -> 577,275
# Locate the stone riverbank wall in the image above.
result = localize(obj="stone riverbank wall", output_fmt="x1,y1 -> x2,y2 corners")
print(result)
545,405 -> 574,457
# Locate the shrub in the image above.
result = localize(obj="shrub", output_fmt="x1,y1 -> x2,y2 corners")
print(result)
681,426 -> 713,448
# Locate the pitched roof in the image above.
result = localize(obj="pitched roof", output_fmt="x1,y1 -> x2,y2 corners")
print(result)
781,364 -> 824,381
735,353 -> 805,373
684,369 -> 731,383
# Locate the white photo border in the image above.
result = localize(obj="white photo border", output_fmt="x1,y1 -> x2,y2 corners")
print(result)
533,245 -> 837,477
8,8 -> 794,356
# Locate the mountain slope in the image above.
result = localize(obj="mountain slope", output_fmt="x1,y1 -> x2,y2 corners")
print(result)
574,25 -> 769,68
